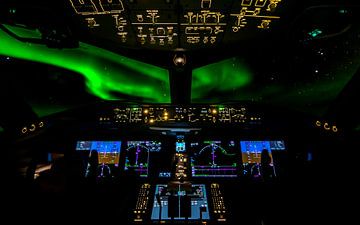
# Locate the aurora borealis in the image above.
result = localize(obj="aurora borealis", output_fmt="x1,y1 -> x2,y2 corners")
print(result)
192,57 -> 253,101
0,24 -> 170,103
1,22 -> 359,118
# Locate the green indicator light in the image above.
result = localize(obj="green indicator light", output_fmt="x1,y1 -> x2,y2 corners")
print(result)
339,9 -> 347,14
309,29 -> 322,38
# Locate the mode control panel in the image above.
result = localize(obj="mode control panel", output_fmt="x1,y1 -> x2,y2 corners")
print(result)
99,104 -> 262,125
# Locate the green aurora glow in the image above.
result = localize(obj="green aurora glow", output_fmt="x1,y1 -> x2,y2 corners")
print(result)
1,24 -> 358,117
355,125 -> 360,131
192,57 -> 253,101
191,55 -> 359,116
0,25 -> 170,103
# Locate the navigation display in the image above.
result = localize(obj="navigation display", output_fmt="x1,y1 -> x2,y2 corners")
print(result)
151,184 -> 210,221
190,140 -> 238,177
124,141 -> 162,177
76,141 -> 122,165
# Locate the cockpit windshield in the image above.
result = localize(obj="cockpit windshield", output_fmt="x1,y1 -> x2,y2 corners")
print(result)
1,1 -> 359,119
1,1 -> 359,224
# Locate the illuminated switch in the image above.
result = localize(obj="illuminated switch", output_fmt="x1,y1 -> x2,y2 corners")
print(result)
255,0 -> 267,7
201,0 -> 212,9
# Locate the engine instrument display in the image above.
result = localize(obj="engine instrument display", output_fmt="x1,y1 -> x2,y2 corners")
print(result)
151,184 -> 210,221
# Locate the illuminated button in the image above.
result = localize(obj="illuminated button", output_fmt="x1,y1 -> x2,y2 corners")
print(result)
149,119 -> 154,123
29,124 -> 36,132
212,109 -> 217,114
324,122 -> 330,130
144,109 -> 148,114
173,54 -> 186,66
21,127 -> 27,134
164,112 -> 168,116
332,126 -> 338,133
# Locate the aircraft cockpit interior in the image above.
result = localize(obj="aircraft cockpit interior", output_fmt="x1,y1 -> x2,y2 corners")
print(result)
1,0 -> 359,224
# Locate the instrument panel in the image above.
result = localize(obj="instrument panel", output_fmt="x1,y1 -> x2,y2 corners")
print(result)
75,138 -> 285,179
13,102 -> 307,224
73,134 -> 287,224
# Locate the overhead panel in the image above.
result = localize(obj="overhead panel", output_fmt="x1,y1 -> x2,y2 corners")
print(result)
67,0 -> 285,50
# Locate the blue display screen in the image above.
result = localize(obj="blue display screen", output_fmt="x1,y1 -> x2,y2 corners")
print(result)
240,140 -> 285,164
240,141 -> 271,165
176,135 -> 186,152
151,184 -> 210,221
240,140 -> 285,178
75,141 -> 121,165
269,141 -> 286,150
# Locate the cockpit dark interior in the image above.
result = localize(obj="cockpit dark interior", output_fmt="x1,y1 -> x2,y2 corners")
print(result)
1,0 -> 359,224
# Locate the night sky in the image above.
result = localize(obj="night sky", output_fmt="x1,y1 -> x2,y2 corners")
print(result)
0,5 -> 359,119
